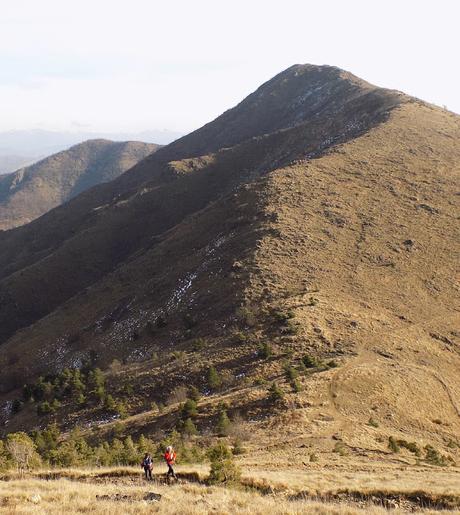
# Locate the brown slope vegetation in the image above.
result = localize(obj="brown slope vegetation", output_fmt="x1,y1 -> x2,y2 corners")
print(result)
0,65 -> 403,346
0,65 -> 459,468
0,139 -> 158,231
240,101 -> 460,454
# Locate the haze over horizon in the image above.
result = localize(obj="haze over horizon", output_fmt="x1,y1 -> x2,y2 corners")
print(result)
1,0 -> 459,137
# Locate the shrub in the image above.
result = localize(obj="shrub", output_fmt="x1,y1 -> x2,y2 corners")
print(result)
309,453 -> 319,462
284,364 -> 298,381
171,350 -> 186,361
297,360 -> 307,374
208,443 -> 241,484
291,379 -> 302,393
37,401 -> 52,416
424,445 -> 449,466
6,433 -> 41,471
368,417 -> 379,428
283,320 -> 299,335
234,332 -> 247,343
308,296 -> 318,306
388,436 -> 400,453
191,338 -> 206,351
397,439 -> 420,456
333,441 -> 348,456
236,306 -> 257,327
272,310 -> 295,323
122,383 -> 134,395
254,376 -> 268,386
179,442 -> 206,463
268,382 -> 284,403
302,354 -> 321,368
232,438 -> 246,455
227,412 -> 250,441
258,342 -> 273,359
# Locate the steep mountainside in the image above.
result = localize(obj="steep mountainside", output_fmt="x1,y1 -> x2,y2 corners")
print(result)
0,65 -> 458,466
0,139 -> 158,230
0,65 -> 403,345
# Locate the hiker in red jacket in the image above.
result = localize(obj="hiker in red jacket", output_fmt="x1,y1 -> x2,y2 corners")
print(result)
164,446 -> 178,480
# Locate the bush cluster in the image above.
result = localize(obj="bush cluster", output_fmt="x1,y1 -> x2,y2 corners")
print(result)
17,367 -> 129,419
0,425 -> 207,471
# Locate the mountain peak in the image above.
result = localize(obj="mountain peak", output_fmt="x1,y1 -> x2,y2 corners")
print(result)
160,63 -> 405,161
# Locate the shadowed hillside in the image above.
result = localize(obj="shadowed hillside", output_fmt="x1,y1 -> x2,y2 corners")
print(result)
0,65 -> 458,470
0,139 -> 158,230
0,65 -> 403,344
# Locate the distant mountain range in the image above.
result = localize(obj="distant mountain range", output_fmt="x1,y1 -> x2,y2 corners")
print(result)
0,155 -> 40,175
0,139 -> 159,230
0,129 -> 182,174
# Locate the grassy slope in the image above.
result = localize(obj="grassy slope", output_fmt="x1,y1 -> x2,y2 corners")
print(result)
1,101 -> 459,474
0,139 -> 158,230
0,65 -> 402,347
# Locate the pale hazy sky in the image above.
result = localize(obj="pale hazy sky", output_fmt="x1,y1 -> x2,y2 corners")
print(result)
1,0 -> 458,133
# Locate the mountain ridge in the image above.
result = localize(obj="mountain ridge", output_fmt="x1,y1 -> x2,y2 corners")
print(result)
0,139 -> 159,230
0,64 -> 458,467
0,64 -> 406,345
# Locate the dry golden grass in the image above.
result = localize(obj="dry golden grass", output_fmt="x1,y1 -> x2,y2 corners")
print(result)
0,476 -> 450,515
243,465 -> 460,498
0,465 -> 459,514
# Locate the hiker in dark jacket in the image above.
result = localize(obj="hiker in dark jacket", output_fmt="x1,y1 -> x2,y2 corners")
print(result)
141,452 -> 153,480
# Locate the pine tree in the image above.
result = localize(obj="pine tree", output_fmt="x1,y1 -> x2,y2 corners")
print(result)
189,385 -> 201,402
104,394 -> 116,411
208,442 -> 240,483
137,434 -> 148,454
182,418 -> 198,437
217,409 -> 231,436
208,366 -> 221,390
182,399 -> 198,419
